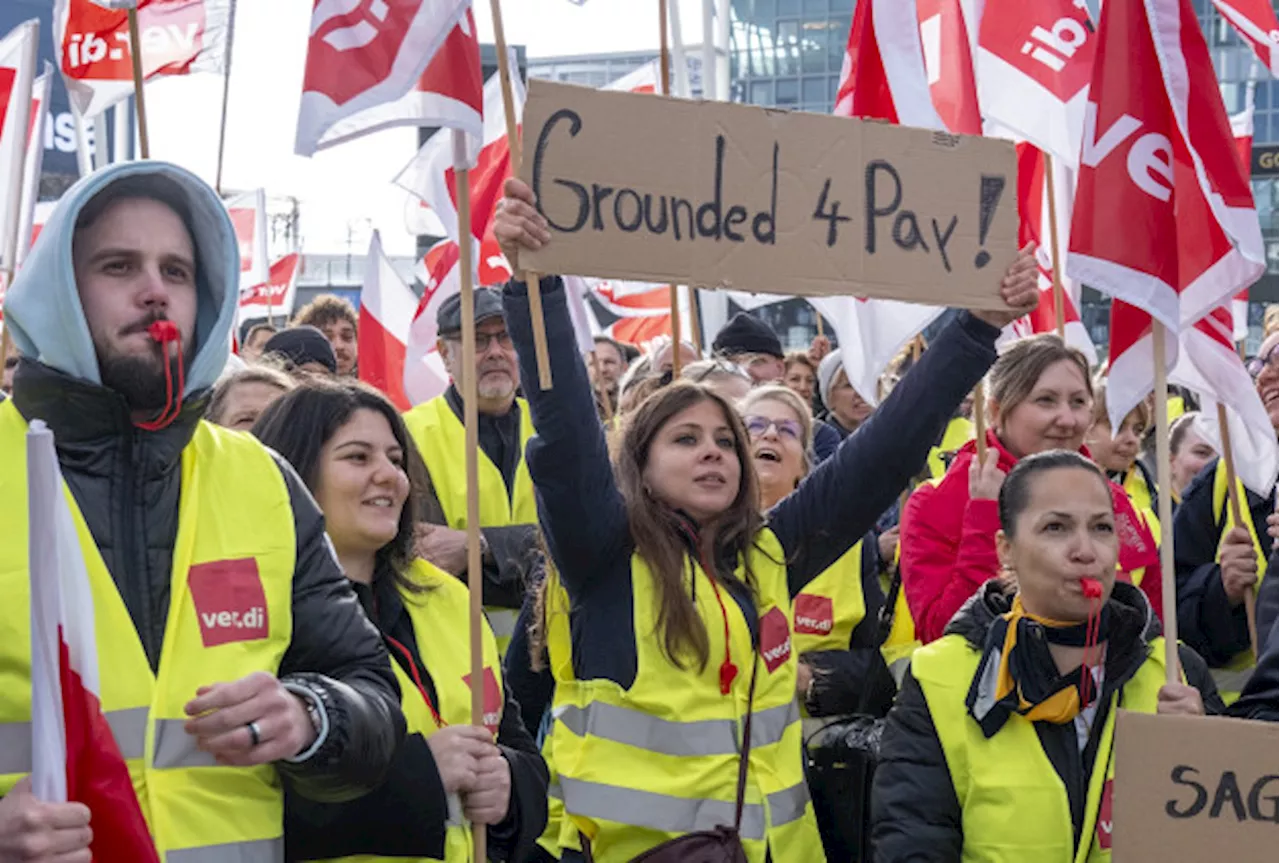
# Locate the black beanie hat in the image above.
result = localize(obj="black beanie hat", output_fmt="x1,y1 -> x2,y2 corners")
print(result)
262,326 -> 337,374
712,312 -> 784,359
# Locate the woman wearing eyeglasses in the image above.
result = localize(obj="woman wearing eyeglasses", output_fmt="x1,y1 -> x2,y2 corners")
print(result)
739,386 -> 896,718
1173,331 -> 1279,704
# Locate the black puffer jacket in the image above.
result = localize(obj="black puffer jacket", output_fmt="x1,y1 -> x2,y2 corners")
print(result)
12,359 -> 405,802
871,581 -> 1223,862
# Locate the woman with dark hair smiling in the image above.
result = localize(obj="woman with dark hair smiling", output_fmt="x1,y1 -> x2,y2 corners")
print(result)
493,177 -> 1039,862
873,451 -> 1221,862
252,380 -> 548,863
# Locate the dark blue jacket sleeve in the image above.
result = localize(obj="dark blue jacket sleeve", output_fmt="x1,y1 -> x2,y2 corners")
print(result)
812,420 -> 841,465
769,312 -> 1000,596
503,277 -> 630,601
503,589 -> 556,738
1173,460 -> 1251,665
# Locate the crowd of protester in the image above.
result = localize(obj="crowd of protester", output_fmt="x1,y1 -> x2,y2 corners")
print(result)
0,164 -> 1275,862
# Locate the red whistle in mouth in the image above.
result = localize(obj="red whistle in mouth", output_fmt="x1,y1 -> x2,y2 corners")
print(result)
147,320 -> 179,342
1080,578 -> 1103,599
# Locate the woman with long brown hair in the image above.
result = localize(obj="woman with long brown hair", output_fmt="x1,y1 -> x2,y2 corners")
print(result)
493,178 -> 1038,863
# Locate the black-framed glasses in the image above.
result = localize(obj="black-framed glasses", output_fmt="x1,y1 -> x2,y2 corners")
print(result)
743,414 -> 802,441
452,330 -> 513,352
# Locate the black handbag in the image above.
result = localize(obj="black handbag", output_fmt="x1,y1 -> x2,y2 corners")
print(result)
582,658 -> 760,863
803,565 -> 905,862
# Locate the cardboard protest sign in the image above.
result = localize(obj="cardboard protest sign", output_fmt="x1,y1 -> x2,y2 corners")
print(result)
518,79 -> 1018,310
1112,710 -> 1278,861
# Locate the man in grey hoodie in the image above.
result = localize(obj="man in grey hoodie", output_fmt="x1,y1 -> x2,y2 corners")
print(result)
0,162 -> 403,861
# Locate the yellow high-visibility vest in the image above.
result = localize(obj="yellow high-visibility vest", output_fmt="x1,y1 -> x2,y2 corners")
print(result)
537,570 -> 581,859
322,559 -> 504,863
404,395 -> 537,656
1210,459 -> 1270,703
549,530 -> 825,863
913,631 -> 1169,862
927,416 -> 977,480
792,540 -> 866,658
0,401 -> 296,862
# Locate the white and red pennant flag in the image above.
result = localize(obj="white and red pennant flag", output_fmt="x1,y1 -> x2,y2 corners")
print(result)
403,238 -> 460,404
1230,100 -> 1256,341
1211,0 -> 1279,77
0,18 -> 38,293
27,421 -> 160,861
309,7 -> 482,152
224,188 -> 270,303
238,253 -> 301,326
294,0 -> 471,157
359,230 -> 418,410
1073,0 -> 1266,466
55,0 -> 231,119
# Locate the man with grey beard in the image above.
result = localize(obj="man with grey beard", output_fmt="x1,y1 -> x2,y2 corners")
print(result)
403,287 -> 540,657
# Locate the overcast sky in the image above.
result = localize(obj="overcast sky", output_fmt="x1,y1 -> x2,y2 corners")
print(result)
145,0 -> 716,259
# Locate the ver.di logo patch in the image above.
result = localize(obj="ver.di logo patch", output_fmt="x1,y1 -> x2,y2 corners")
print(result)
187,558 -> 269,647
793,594 -> 834,636
759,606 -> 792,672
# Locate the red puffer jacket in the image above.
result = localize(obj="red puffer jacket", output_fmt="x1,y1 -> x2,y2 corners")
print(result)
900,430 -> 1163,644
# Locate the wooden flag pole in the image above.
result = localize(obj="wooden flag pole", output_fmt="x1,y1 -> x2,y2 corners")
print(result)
815,315 -> 824,338
1216,401 -> 1259,659
489,0 -> 552,391
454,132 -> 487,863
126,9 -> 149,158
213,0 -> 238,194
1043,153 -> 1066,339
973,381 -> 988,462
686,286 -> 703,355
660,0 -> 682,375
1152,323 -> 1180,683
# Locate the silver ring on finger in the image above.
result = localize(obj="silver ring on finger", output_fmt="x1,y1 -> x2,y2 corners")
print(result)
246,720 -> 262,747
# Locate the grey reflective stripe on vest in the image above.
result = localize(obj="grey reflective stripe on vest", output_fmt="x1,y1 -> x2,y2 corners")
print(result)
486,607 -> 520,641
766,780 -> 812,827
556,701 -> 796,758
1211,664 -> 1255,695
167,837 -> 283,862
559,776 -> 767,841
0,722 -> 32,774
0,706 -> 149,775
107,707 -> 149,761
153,718 -> 218,769
548,780 -> 563,800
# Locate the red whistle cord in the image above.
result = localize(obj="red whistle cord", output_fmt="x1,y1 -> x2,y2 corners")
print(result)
1079,577 -> 1103,706
134,320 -> 185,432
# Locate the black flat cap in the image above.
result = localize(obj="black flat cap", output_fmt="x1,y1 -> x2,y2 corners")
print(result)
263,326 -> 337,373
437,287 -> 505,336
712,312 -> 784,359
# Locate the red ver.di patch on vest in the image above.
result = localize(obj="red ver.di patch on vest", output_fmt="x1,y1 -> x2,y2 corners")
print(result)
463,667 -> 503,735
1096,778 -> 1113,849
759,607 -> 792,672
187,558 -> 269,647
793,594 -> 834,636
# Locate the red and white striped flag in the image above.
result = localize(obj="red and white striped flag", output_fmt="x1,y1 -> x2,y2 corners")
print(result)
395,64 -> 523,286
237,253 -> 301,327
1211,0 -> 1279,77
27,420 -> 160,861
1001,141 -> 1097,364
294,0 -> 469,156
55,0 -> 232,118
403,238 -> 459,405
359,230 -> 418,410
311,7 -> 482,153
824,0 -> 954,404
1230,99 -> 1256,341
16,62 -> 51,272
976,0 -> 1097,168
916,0 -> 981,134
224,189 -> 269,300
0,18 -> 38,284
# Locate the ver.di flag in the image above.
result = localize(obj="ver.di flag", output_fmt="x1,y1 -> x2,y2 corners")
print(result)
27,420 -> 161,861
359,230 -> 417,410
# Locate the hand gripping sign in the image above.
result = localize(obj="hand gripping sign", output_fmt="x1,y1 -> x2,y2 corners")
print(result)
518,80 -> 1018,311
